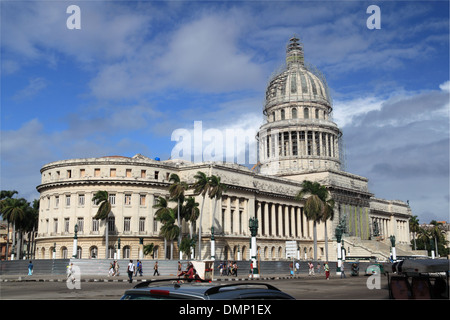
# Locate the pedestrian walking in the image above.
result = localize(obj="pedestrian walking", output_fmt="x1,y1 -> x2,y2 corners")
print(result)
67,262 -> 75,284
340,263 -> 346,278
114,260 -> 120,276
127,260 -> 135,283
108,262 -> 115,276
324,262 -> 330,280
135,260 -> 141,276
28,261 -> 33,276
295,261 -> 300,275
308,261 -> 315,276
316,262 -> 321,274
153,261 -> 160,276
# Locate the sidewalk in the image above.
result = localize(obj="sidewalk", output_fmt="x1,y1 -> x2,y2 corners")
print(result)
0,272 -> 305,283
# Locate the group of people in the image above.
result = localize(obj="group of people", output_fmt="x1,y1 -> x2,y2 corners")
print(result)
301,261 -> 330,279
177,261 -> 201,281
217,261 -> 239,277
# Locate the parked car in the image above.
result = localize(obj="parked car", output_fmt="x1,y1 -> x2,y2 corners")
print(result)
120,279 -> 295,300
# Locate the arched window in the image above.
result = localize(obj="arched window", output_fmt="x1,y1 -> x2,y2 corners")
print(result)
90,246 -> 98,259
303,107 -> 309,119
280,109 -> 285,120
315,109 -> 319,119
292,108 -> 297,119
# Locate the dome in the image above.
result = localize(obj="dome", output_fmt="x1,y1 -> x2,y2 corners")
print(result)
264,37 -> 332,112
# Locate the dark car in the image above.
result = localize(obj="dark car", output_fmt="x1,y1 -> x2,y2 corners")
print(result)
120,279 -> 295,300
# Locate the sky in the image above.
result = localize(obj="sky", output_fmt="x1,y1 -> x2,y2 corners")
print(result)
1,0 -> 449,224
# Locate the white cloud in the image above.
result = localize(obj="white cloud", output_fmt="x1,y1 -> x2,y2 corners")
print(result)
12,77 -> 48,101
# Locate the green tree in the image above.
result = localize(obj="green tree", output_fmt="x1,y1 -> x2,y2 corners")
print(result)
207,175 -> 227,259
168,173 -> 188,259
192,171 -> 211,260
429,220 -> 445,257
409,215 -> 420,250
153,196 -> 179,259
92,191 -> 112,258
0,190 -> 18,260
1,195 -> 28,259
143,243 -> 155,258
295,180 -> 333,261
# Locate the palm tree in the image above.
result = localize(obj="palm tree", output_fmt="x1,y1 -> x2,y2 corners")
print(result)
192,171 -> 211,260
153,196 -> 179,259
409,215 -> 420,250
429,220 -> 444,257
23,199 -> 39,259
92,191 -> 112,258
1,196 -> 28,259
1,190 -> 18,260
320,194 -> 335,262
143,243 -> 155,258
168,173 -> 188,259
207,175 -> 227,259
182,196 -> 200,258
295,180 -> 331,261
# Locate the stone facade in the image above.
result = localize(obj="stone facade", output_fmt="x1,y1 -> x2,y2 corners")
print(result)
35,37 -> 413,262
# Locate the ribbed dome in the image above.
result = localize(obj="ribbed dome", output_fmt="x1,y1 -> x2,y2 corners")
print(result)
264,37 -> 331,110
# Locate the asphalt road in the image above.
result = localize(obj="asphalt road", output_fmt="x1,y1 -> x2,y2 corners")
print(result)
0,274 -> 389,300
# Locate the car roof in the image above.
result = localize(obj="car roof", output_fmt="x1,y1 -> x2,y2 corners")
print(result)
121,279 -> 295,300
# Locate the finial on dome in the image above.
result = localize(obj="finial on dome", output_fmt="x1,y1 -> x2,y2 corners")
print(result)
286,36 -> 304,66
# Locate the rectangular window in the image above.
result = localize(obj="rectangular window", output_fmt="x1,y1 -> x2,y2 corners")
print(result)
108,217 -> 115,232
78,194 -> 85,206
154,171 -> 159,179
65,195 -> 71,207
126,169 -> 132,178
67,170 -> 72,178
55,196 -> 59,208
124,194 -> 132,206
110,168 -> 116,177
140,194 -> 146,206
94,168 -> 100,177
64,218 -> 70,233
92,219 -> 99,232
139,217 -> 145,232
77,218 -> 84,232
124,217 -> 131,232
80,169 -> 86,178
141,170 -> 146,178
54,218 -> 58,234
109,194 -> 116,205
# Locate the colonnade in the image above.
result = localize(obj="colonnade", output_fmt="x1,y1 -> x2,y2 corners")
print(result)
260,129 -> 339,160
217,196 -> 312,240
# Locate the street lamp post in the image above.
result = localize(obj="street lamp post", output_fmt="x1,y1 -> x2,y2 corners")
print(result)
72,224 -> 78,259
117,238 -> 121,260
335,226 -> 343,275
249,217 -> 259,278
390,235 -> 396,261
210,227 -> 215,260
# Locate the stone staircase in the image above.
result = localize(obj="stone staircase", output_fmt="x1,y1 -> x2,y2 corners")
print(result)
343,237 -> 425,261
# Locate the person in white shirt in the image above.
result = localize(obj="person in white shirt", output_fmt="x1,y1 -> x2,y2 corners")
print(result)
127,260 -> 135,283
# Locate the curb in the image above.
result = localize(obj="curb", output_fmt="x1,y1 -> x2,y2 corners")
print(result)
0,275 -> 302,283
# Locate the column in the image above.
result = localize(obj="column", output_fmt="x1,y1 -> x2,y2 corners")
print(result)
278,205 -> 283,236
290,206 -> 296,237
271,203 -> 276,236
256,201 -> 262,236
264,202 -> 269,236
224,197 -> 231,234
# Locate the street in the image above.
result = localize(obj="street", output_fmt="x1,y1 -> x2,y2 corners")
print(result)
0,274 -> 389,300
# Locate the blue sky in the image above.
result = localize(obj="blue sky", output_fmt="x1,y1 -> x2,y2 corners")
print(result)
1,0 -> 449,224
